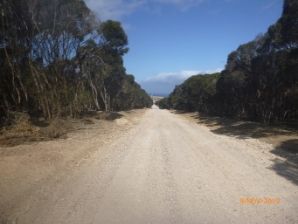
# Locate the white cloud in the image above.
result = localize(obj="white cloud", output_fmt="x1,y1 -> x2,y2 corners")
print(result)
140,68 -> 223,95
144,70 -> 200,83
84,0 -> 146,20
84,0 -> 206,21
204,68 -> 224,74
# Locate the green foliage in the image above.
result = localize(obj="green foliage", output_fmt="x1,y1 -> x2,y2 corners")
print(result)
155,98 -> 170,109
100,20 -> 129,55
0,0 -> 151,119
277,0 -> 298,48
113,74 -> 153,111
163,73 -> 219,112
165,0 -> 298,124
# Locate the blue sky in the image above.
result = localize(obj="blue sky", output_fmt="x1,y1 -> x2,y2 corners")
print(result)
84,0 -> 283,95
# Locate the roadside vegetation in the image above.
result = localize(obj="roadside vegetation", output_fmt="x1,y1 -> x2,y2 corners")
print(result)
0,0 -> 152,119
156,0 -> 298,125
0,0 -> 152,143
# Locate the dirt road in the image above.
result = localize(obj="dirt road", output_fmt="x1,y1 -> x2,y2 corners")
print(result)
3,106 -> 298,223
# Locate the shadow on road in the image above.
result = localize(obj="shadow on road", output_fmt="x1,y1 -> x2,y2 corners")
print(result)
268,140 -> 298,186
172,110 -> 191,114
269,157 -> 298,186
189,113 -> 294,139
271,139 -> 298,155
80,111 -> 123,120
172,110 -> 298,185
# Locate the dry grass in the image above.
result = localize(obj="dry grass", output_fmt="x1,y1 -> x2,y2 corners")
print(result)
0,112 -> 40,146
0,110 -> 126,147
0,112 -> 69,146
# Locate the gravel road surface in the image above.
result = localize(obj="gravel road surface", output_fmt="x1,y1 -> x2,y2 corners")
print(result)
5,105 -> 298,223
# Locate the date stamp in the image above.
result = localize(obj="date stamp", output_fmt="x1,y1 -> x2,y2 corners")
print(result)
240,198 -> 280,205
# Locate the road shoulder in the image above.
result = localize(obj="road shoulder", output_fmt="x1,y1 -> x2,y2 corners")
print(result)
0,109 -> 149,220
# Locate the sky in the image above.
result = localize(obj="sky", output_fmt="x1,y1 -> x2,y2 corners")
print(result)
84,0 -> 283,96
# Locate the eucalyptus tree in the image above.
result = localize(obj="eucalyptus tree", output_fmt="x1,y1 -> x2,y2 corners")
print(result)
27,0 -> 95,118
0,1 -> 160,120
277,0 -> 298,50
97,20 -> 129,111
163,0 -> 298,124
112,74 -> 153,111
0,0 -> 97,118
0,0 -> 35,117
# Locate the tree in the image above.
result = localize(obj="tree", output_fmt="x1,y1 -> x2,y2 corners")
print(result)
0,1 -> 169,121
97,20 -> 129,111
162,0 -> 298,124
277,0 -> 298,50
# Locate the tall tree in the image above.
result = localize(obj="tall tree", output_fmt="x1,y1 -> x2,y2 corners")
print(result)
98,20 -> 129,111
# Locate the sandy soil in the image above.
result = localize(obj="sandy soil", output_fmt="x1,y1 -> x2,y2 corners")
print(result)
1,106 -> 298,223
0,109 -> 147,222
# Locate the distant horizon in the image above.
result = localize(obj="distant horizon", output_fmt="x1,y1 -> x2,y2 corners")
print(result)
147,93 -> 169,97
